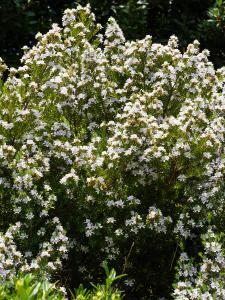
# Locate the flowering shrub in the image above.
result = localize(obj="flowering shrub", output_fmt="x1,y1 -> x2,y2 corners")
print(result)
0,4 -> 225,298
173,230 -> 225,299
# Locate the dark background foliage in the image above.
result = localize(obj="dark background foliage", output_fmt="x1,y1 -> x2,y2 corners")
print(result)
0,0 -> 225,68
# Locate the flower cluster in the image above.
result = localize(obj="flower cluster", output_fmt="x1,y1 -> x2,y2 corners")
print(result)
173,230 -> 225,299
0,220 -> 69,282
0,4 -> 224,297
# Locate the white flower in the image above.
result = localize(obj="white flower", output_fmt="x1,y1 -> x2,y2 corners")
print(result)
125,279 -> 135,287
60,87 -> 68,95
115,229 -> 123,236
26,212 -> 34,220
106,217 -> 116,224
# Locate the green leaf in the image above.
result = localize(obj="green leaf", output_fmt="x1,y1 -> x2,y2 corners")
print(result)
217,0 -> 223,7
29,282 -> 41,298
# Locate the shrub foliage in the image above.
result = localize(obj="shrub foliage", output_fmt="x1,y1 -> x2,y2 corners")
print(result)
0,4 -> 225,299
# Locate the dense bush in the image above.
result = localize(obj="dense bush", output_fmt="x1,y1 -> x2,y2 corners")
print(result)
0,4 -> 225,299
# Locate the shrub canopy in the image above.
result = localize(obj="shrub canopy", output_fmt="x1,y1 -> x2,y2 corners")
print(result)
0,4 -> 225,299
